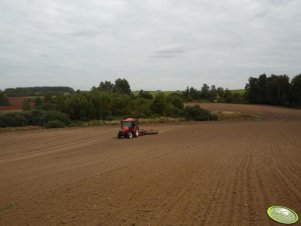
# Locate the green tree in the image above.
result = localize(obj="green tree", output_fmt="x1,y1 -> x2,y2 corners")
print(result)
245,74 -> 292,106
34,96 -> 43,108
131,98 -> 152,118
138,90 -> 153,99
290,74 -> 301,107
22,99 -> 31,111
99,92 -> 112,119
201,83 -> 210,99
245,77 -> 259,103
258,74 -> 268,104
44,94 -> 54,103
267,75 -> 290,105
165,94 -> 184,117
0,91 -> 9,106
209,85 -> 217,101
183,86 -> 192,101
150,93 -> 167,115
190,87 -> 200,99
114,78 -> 131,95
216,87 -> 225,102
65,92 -> 95,120
167,94 -> 184,110
111,94 -> 131,116
98,81 -> 114,92
224,89 -> 233,103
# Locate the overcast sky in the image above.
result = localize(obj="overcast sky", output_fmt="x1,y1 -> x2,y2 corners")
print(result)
1,0 -> 301,91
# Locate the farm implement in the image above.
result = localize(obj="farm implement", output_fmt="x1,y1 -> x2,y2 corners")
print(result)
117,118 -> 158,139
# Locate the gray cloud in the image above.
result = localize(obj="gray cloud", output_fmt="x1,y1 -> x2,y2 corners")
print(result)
153,45 -> 187,58
0,0 -> 301,90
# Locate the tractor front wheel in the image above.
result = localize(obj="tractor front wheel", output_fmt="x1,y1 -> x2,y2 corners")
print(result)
127,131 -> 133,139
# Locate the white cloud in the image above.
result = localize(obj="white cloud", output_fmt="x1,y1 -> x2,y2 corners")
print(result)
0,0 -> 300,90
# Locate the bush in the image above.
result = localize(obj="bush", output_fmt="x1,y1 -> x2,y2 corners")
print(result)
38,111 -> 71,127
184,105 -> 217,121
150,93 -> 167,115
34,96 -> 43,108
165,104 -> 183,117
45,120 -> 66,128
131,98 -> 152,118
169,95 -> 184,110
22,99 -> 31,111
0,112 -> 27,127
0,91 -> 9,106
25,110 -> 44,125
138,90 -> 153,99
0,110 -> 71,128
40,103 -> 57,111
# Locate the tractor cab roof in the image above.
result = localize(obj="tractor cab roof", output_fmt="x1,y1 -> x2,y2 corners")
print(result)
122,118 -> 136,122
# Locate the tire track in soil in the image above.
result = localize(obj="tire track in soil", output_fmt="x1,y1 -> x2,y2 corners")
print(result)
177,127 -> 233,226
90,125 -> 228,225
254,132 -> 285,226
152,127 -> 229,225
201,127 -> 257,226
0,127 -> 114,157
0,128 -> 118,164
277,130 -> 301,177
267,134 -> 301,206
100,127 -> 214,224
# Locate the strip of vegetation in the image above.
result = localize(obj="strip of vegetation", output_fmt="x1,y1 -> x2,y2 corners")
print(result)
0,110 -> 70,128
2,73 -> 299,129
183,84 -> 245,103
182,74 -> 301,107
245,74 -> 301,107
3,86 -> 74,97
0,79 -> 217,128
184,105 -> 217,121
0,91 -> 9,106
3,74 -> 300,110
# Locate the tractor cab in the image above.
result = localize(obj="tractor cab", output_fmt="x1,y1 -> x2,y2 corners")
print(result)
118,118 -> 139,139
121,118 -> 138,128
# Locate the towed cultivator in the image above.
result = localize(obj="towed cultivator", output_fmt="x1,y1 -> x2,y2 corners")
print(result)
117,118 -> 158,139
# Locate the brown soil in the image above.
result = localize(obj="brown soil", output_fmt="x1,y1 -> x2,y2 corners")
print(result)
0,104 -> 301,226
0,97 -> 35,112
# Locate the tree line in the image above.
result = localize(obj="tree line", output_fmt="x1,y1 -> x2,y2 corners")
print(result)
50,79 -> 215,121
0,78 -> 216,128
0,91 -> 9,106
1,73 -> 300,128
245,74 -> 301,107
182,74 -> 301,107
183,84 -> 245,103
3,86 -> 74,97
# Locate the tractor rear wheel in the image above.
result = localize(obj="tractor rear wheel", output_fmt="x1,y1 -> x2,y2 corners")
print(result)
127,131 -> 133,139
134,130 -> 139,137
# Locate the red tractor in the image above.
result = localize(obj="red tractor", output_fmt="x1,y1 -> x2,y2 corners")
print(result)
117,118 -> 158,139
117,118 -> 139,139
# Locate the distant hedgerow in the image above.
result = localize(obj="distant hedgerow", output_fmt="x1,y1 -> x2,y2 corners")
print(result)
184,105 -> 217,121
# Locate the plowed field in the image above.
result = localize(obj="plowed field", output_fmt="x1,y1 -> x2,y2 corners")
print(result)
0,104 -> 301,226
